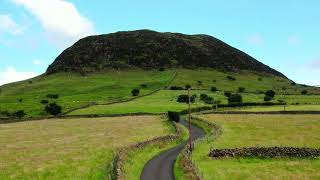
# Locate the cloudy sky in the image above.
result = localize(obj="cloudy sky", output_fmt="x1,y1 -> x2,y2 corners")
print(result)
0,0 -> 320,85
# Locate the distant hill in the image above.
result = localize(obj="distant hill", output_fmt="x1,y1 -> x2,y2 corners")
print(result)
46,30 -> 286,78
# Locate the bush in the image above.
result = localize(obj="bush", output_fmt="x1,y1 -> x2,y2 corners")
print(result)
177,94 -> 195,103
45,103 -> 62,116
200,94 -> 208,100
170,86 -> 184,90
14,110 -> 26,119
224,91 -> 232,97
28,80 -> 33,84
211,87 -> 218,92
46,94 -> 59,99
131,88 -> 140,96
168,111 -> 180,122
40,99 -> 49,104
204,96 -> 214,104
0,110 -> 11,117
140,84 -> 148,88
238,87 -> 245,93
228,94 -> 242,104
301,90 -> 308,95
257,77 -> 263,81
264,95 -> 273,102
158,67 -> 165,71
265,90 -> 275,98
185,84 -> 191,89
227,75 -> 236,81
17,98 -> 23,103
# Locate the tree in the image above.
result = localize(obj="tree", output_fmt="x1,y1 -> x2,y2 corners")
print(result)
168,111 -> 180,122
131,89 -> 140,96
40,99 -> 49,105
45,103 -> 62,116
213,99 -> 221,111
203,96 -> 214,104
200,94 -> 208,100
211,87 -> 218,92
265,90 -> 276,98
301,90 -> 308,95
264,95 -> 273,102
238,87 -> 245,93
46,94 -> 59,99
224,91 -> 232,97
177,94 -> 194,103
185,84 -> 191,89
228,94 -> 242,104
14,110 -> 26,119
17,98 -> 23,103
226,75 -> 236,81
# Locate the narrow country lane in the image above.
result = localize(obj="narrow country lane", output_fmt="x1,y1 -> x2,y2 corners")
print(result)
140,119 -> 205,180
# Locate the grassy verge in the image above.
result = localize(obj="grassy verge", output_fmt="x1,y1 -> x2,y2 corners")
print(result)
233,104 -> 320,112
0,115 -> 171,179
189,114 -> 320,179
122,122 -> 189,180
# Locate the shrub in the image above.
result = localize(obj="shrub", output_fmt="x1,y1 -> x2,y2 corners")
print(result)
301,90 -> 308,95
257,77 -> 263,81
28,80 -> 33,84
46,94 -> 59,99
211,87 -> 218,92
168,111 -> 180,122
14,110 -> 26,119
224,91 -> 232,97
264,95 -> 273,102
170,86 -> 184,90
158,67 -> 165,71
204,96 -> 214,104
226,75 -> 236,81
45,103 -> 62,116
265,90 -> 275,98
131,88 -> 140,96
0,110 -> 11,117
177,94 -> 195,103
228,94 -> 242,104
200,94 -> 208,100
40,99 -> 49,104
185,84 -> 191,89
238,87 -> 245,93
17,98 -> 23,103
140,84 -> 148,88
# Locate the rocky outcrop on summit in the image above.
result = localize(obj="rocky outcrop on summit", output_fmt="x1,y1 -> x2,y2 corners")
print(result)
46,29 -> 286,78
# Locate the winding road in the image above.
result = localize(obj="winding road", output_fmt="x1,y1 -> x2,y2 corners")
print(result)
140,119 -> 205,180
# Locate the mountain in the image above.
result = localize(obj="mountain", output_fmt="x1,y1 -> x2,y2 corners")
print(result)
46,30 -> 286,78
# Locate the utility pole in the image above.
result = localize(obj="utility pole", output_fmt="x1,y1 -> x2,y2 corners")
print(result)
188,88 -> 192,153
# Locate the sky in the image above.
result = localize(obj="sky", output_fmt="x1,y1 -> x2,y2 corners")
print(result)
0,0 -> 320,86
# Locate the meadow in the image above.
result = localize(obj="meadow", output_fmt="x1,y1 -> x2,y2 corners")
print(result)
0,115 -> 174,179
188,114 -> 320,179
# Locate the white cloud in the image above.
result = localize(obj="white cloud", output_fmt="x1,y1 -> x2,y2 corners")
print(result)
12,0 -> 95,47
247,33 -> 264,46
0,14 -> 24,35
0,67 -> 38,85
33,59 -> 42,65
288,35 -> 299,45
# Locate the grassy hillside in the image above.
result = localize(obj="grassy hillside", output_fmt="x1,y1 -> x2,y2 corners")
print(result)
0,70 -> 174,117
0,115 -> 173,179
190,114 -> 320,179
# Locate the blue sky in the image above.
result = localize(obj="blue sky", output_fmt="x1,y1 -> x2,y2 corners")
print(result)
0,0 -> 320,85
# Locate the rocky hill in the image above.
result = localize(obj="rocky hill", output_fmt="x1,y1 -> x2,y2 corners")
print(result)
46,30 -> 286,78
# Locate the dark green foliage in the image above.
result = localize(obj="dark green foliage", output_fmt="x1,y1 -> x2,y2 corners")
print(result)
14,110 -> 26,119
264,95 -> 273,102
226,75 -> 236,81
45,103 -> 62,116
168,111 -> 180,122
0,110 -> 11,117
224,91 -> 232,97
28,81 -> 33,84
211,87 -> 218,92
140,84 -> 148,88
301,90 -> 308,95
169,86 -> 184,90
291,82 -> 296,86
238,87 -> 245,93
177,94 -> 195,103
185,84 -> 191,89
257,77 -> 263,81
46,94 -> 59,99
131,88 -> 140,96
158,67 -> 165,71
17,98 -> 23,103
228,94 -> 243,104
40,99 -> 49,105
197,81 -> 202,85
203,96 -> 214,104
200,94 -> 208,100
265,90 -> 276,98
192,94 -> 197,98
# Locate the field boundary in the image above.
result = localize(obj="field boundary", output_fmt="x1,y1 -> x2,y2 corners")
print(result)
110,120 -> 183,180
203,111 -> 320,115
63,70 -> 178,115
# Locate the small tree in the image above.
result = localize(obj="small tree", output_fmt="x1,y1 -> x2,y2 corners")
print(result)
168,111 -> 180,122
226,75 -> 236,81
46,94 -> 59,99
45,103 -> 62,116
224,91 -> 232,97
238,87 -> 245,93
264,95 -> 273,102
200,94 -> 208,100
40,99 -> 49,105
131,89 -> 140,96
265,90 -> 276,98
17,98 -> 23,103
228,94 -> 243,104
213,99 -> 221,111
301,90 -> 308,95
211,87 -> 218,92
177,94 -> 194,103
14,110 -> 26,119
204,96 -> 214,104
185,84 -> 191,89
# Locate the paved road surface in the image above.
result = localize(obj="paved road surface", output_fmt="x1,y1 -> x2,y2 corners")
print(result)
140,119 -> 205,180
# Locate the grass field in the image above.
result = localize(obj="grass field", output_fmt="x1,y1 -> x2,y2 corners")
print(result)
235,105 -> 320,112
189,114 -> 320,179
0,115 -> 174,179
0,70 -> 174,117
